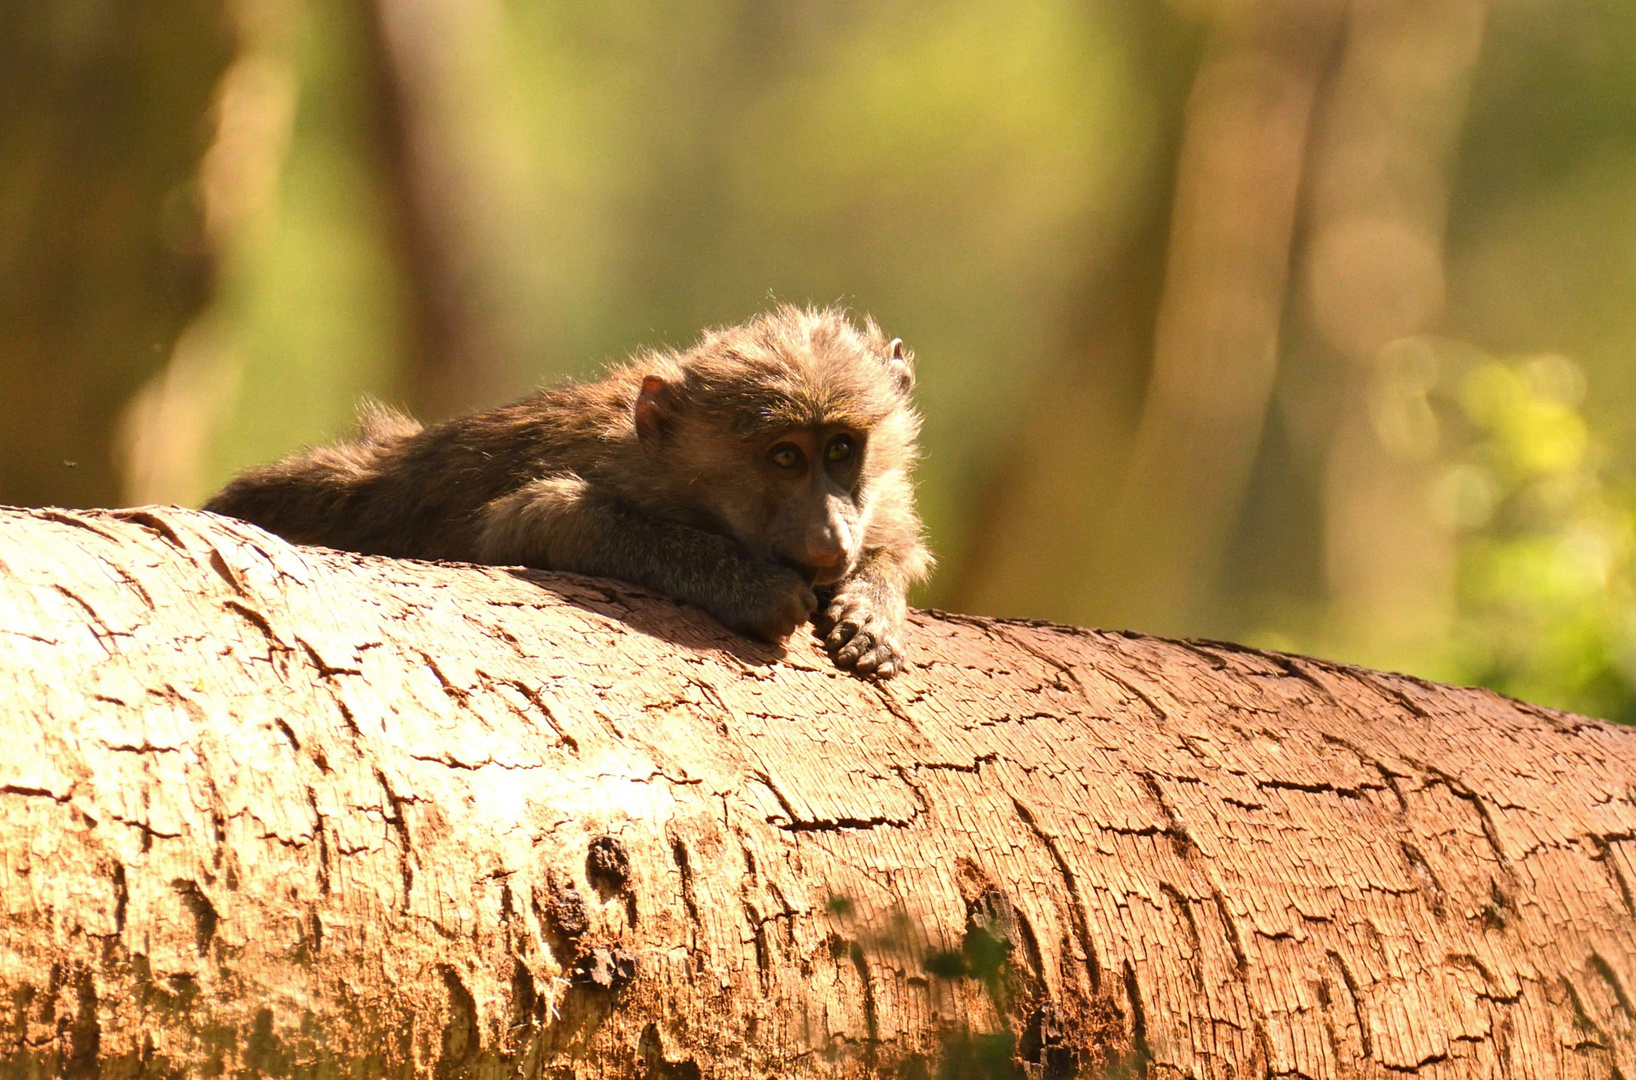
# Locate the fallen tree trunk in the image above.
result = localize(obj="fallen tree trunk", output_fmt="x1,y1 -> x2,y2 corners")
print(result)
0,506 -> 1632,1080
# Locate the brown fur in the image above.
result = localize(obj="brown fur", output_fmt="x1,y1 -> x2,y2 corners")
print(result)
204,306 -> 932,677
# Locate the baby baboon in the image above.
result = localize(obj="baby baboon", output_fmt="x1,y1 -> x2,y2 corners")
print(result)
205,306 -> 932,677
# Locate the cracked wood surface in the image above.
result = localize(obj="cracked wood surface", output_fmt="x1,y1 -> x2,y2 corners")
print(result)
1,505 -> 1634,1079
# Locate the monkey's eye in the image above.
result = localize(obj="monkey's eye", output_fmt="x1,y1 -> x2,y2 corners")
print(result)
770,444 -> 803,470
825,435 -> 855,464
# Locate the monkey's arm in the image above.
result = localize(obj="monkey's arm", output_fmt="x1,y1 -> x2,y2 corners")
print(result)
823,485 -> 933,679
478,475 -> 816,642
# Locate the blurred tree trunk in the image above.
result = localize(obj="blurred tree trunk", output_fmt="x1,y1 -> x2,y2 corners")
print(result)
362,0 -> 513,420
0,4 -> 234,509
120,0 -> 528,507
1295,0 -> 1489,664
118,0 -> 300,509
3,505 -> 1634,1078
953,0 -> 1344,635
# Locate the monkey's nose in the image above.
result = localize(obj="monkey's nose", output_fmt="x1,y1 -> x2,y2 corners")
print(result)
805,516 -> 849,573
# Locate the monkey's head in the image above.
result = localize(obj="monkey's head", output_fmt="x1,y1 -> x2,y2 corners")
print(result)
631,306 -> 919,584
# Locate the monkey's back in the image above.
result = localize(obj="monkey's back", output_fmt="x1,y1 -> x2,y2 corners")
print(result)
204,378 -> 642,563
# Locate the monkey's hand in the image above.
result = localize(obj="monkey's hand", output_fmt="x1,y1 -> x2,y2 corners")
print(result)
822,581 -> 907,680
712,560 -> 819,643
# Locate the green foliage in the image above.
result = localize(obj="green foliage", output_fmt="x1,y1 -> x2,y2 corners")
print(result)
1442,353 -> 1636,721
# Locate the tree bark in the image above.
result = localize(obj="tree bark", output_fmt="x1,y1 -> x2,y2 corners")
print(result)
1,507 -> 1633,1079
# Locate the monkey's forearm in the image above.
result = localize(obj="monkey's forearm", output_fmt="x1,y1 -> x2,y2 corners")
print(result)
823,546 -> 921,678
479,476 -> 815,641
819,485 -> 931,679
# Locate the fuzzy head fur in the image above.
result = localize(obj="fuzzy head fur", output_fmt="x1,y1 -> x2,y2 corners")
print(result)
627,306 -> 925,585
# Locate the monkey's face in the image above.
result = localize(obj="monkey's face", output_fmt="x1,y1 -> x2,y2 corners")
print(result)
684,423 -> 869,585
631,308 -> 915,582
758,424 -> 868,583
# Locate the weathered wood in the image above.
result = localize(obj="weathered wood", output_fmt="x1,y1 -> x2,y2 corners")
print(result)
1,505 -> 1633,1079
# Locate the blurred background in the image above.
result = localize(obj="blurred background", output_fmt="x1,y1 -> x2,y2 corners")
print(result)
4,0 -> 1635,720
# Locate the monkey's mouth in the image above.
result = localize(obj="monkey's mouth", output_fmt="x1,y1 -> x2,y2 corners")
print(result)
808,560 -> 852,587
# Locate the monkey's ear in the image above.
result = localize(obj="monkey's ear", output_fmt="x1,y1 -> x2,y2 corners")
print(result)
634,375 -> 672,446
885,338 -> 915,393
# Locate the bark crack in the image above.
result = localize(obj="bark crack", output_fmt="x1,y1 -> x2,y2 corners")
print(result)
52,585 -> 125,651
1588,952 -> 1636,1022
989,623 -> 1088,699
752,769 -> 919,833
1321,734 -> 1411,813
848,938 -> 879,1053
1325,948 -> 1372,1058
110,508 -> 189,550
296,638 -> 361,677
0,784 -> 70,802
206,547 -> 248,595
503,677 -> 579,752
1412,760 -> 1513,871
1139,771 -> 1197,858
373,768 -> 415,911
224,599 -> 289,660
34,508 -> 125,544
1158,882 -> 1205,991
1009,794 -> 1102,991
1590,835 -> 1636,920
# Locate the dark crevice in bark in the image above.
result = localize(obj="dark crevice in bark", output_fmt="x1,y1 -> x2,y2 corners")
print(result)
1120,959 -> 1151,1073
1400,842 -> 1448,919
171,880 -> 219,956
1588,953 -> 1636,1022
296,638 -> 362,678
437,965 -> 479,1077
848,939 -> 879,1054
205,548 -> 248,596
109,510 -> 189,552
112,864 -> 128,933
1138,771 -> 1198,859
507,679 -> 579,753
1,785 -> 70,802
374,767 -> 415,910
1590,835 -> 1636,920
1325,948 -> 1372,1058
1158,882 -> 1205,992
1211,886 -> 1249,976
1009,795 -> 1102,993
1414,761 -> 1513,873
33,510 -> 125,545
224,599 -> 287,659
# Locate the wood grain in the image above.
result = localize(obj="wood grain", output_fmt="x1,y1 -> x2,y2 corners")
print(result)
1,506 -> 1632,1078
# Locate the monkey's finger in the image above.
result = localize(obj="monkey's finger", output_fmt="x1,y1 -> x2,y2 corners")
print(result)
874,658 -> 901,680
825,602 -> 864,631
835,632 -> 877,667
826,621 -> 860,650
853,643 -> 896,675
833,620 -> 875,651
